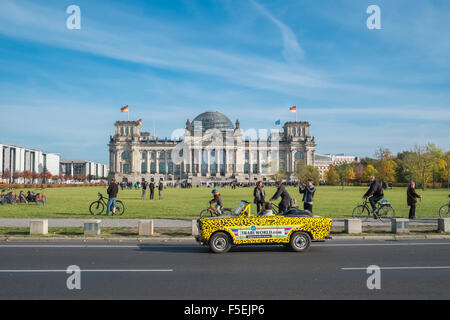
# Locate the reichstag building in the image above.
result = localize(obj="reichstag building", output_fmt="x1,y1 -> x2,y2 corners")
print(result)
108,111 -> 316,183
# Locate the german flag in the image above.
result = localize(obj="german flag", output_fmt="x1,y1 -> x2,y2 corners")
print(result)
289,106 -> 297,112
120,105 -> 129,112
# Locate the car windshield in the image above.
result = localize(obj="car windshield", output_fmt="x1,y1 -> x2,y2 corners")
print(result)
232,200 -> 249,216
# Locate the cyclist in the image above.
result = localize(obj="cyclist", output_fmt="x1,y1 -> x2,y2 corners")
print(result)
363,176 -> 384,218
209,188 -> 223,215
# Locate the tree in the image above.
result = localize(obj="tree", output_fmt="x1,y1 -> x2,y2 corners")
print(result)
1,169 -> 11,183
362,164 -> 378,182
295,165 -> 320,185
324,165 -> 339,186
402,143 -> 443,189
335,163 -> 352,189
378,159 -> 397,183
269,170 -> 286,182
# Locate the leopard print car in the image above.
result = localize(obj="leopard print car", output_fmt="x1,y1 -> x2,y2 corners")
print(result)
195,201 -> 332,253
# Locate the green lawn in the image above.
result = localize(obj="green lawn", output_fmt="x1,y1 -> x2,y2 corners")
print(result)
0,186 -> 448,219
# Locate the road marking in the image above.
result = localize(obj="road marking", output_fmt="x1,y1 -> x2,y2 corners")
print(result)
317,242 -> 450,247
342,266 -> 450,271
0,269 -> 173,273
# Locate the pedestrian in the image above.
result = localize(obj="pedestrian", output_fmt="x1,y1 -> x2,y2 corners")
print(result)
149,178 -> 155,200
407,181 -> 422,219
106,178 -> 119,216
299,179 -> 316,213
158,179 -> 164,200
253,181 -> 265,214
141,180 -> 147,200
269,181 -> 291,214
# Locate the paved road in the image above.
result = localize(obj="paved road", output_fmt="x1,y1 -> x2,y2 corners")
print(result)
0,239 -> 449,299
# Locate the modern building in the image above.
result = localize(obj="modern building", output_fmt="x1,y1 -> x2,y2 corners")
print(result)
108,111 -> 316,184
314,153 -> 360,180
60,160 -> 109,180
0,142 -> 60,181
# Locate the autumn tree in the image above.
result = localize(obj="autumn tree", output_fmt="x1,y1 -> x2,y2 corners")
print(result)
324,165 -> 339,186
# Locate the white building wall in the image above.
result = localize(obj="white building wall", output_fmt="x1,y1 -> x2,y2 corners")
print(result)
0,143 -> 3,174
46,153 -> 60,176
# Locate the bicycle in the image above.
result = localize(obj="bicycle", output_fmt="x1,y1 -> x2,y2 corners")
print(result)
0,188 -> 18,205
439,195 -> 450,218
352,198 -> 396,221
89,193 -> 125,216
199,203 -> 232,218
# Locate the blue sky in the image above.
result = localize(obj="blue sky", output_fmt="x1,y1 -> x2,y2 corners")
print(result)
0,0 -> 449,163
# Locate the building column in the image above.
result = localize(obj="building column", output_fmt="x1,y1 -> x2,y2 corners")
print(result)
156,151 -> 160,175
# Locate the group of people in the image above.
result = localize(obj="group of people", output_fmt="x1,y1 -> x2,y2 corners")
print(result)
106,175 -> 425,219
140,178 -> 164,200
207,179 -> 317,217
363,175 -> 422,219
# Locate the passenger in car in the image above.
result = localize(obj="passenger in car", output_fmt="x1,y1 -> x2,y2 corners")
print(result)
258,202 -> 274,216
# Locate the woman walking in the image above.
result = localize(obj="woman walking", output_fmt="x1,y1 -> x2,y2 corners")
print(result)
407,181 -> 422,219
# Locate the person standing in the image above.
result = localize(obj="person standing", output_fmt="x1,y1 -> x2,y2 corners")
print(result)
299,179 -> 316,213
407,181 -> 422,219
269,181 -> 291,214
158,179 -> 164,200
253,181 -> 265,214
141,180 -> 147,200
149,178 -> 155,200
363,176 -> 384,218
106,178 -> 119,216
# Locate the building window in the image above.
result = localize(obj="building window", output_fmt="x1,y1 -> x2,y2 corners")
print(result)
244,163 -> 249,174
150,162 -> 156,174
120,127 -> 124,135
125,127 -> 129,135
279,152 -> 285,159
123,164 -> 130,174
142,152 -> 146,159
295,152 -> 304,159
141,162 -> 147,174
121,151 -> 131,160
159,162 -> 165,174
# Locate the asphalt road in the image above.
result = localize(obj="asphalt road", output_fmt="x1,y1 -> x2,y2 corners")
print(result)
0,239 -> 449,300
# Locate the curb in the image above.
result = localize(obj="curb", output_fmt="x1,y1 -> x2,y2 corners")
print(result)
3,235 -> 450,242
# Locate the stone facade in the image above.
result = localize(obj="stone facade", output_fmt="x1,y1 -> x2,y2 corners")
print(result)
108,111 -> 316,184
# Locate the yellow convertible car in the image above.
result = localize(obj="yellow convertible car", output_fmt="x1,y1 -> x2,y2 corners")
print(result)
195,200 -> 332,253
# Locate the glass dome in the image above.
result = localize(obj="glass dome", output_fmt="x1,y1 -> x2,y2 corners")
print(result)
190,111 -> 234,133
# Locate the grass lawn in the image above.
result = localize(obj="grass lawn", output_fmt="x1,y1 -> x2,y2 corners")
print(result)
0,186 -> 448,219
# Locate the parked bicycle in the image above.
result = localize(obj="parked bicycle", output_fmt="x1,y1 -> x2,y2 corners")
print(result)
439,195 -> 450,218
352,198 -> 396,221
0,189 -> 18,205
199,203 -> 232,218
89,193 -> 125,216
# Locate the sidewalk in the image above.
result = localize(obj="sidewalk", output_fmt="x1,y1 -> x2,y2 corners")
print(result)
0,217 -> 441,228
0,218 -> 192,228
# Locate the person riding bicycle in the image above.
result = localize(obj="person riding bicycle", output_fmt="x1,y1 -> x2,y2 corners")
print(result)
363,176 -> 384,218
209,189 -> 223,215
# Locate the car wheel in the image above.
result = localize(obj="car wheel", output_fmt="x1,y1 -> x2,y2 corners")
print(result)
290,231 -> 311,252
209,232 -> 232,254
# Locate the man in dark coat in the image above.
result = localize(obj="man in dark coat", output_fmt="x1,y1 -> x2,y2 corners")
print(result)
158,179 -> 164,200
363,176 -> 384,218
149,178 -> 155,200
106,178 -> 119,216
407,181 -> 422,219
299,179 -> 316,213
269,181 -> 291,214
